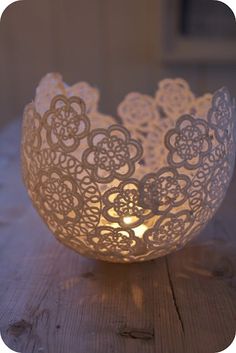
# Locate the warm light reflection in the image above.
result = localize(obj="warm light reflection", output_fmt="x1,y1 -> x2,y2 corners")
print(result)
123,216 -> 133,225
123,217 -> 147,238
133,224 -> 148,238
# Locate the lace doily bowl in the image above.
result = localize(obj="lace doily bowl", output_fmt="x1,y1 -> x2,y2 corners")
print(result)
21,74 -> 236,263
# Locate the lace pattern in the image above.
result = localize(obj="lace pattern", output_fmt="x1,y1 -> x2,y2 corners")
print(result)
21,74 -> 236,263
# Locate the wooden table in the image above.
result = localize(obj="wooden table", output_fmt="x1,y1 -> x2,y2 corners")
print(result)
0,121 -> 235,353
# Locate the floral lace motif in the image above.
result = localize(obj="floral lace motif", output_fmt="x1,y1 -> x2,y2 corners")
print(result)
155,78 -> 195,119
118,93 -> 159,133
35,73 -> 66,115
139,167 -> 190,214
165,115 -> 212,169
102,179 -> 152,228
144,211 -> 194,250
21,76 -> 236,263
43,95 -> 90,153
188,144 -> 235,225
37,169 -> 83,223
35,73 -> 113,127
87,226 -> 142,258
22,103 -> 42,157
25,150 -> 101,237
208,87 -> 233,143
66,81 -> 99,114
82,125 -> 143,183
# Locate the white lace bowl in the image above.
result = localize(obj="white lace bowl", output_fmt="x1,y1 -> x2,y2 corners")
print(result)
21,74 -> 236,263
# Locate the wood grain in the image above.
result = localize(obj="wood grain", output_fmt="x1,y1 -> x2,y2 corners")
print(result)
0,121 -> 235,353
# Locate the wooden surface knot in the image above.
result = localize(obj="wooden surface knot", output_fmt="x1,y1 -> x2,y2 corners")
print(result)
118,327 -> 154,340
81,271 -> 96,280
212,257 -> 234,279
7,319 -> 32,337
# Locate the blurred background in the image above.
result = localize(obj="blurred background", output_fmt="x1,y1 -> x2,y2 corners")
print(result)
0,0 -> 236,127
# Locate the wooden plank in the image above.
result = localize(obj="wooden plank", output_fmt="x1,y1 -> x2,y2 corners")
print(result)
0,121 -> 235,353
